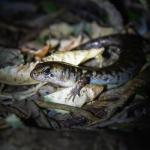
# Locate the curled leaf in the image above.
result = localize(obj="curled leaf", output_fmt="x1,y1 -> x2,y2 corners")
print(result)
43,48 -> 104,65
32,44 -> 52,60
0,63 -> 39,85
21,44 -> 52,60
60,35 -> 83,51
44,84 -> 103,107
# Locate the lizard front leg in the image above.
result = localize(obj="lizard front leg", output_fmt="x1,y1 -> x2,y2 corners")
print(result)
66,76 -> 90,102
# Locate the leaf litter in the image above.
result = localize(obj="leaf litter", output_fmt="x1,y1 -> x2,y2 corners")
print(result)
0,17 -> 149,129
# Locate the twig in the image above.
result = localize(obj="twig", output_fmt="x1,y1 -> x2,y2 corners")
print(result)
36,100 -> 100,122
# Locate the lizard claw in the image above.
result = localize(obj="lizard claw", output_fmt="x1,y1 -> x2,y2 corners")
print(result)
66,86 -> 81,102
65,77 -> 89,102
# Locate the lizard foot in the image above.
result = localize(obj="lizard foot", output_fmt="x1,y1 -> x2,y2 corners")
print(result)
65,77 -> 89,102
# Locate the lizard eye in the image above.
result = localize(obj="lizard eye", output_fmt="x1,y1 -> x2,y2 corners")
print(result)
44,68 -> 50,75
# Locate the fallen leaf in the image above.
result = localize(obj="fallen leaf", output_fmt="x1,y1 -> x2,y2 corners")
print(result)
43,48 -> 104,65
0,63 -> 39,85
33,44 -> 52,60
44,84 -> 103,107
60,35 -> 83,51
21,43 -> 52,60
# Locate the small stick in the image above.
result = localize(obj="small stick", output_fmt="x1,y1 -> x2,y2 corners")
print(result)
36,100 -> 100,122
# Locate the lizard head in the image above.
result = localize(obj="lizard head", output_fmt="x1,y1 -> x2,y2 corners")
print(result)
30,61 -> 76,87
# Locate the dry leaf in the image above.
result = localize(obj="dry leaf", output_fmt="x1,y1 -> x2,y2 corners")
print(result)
0,63 -> 39,85
21,44 -> 52,60
43,48 -> 104,65
44,84 -> 103,107
33,44 -> 52,60
60,35 -> 83,51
